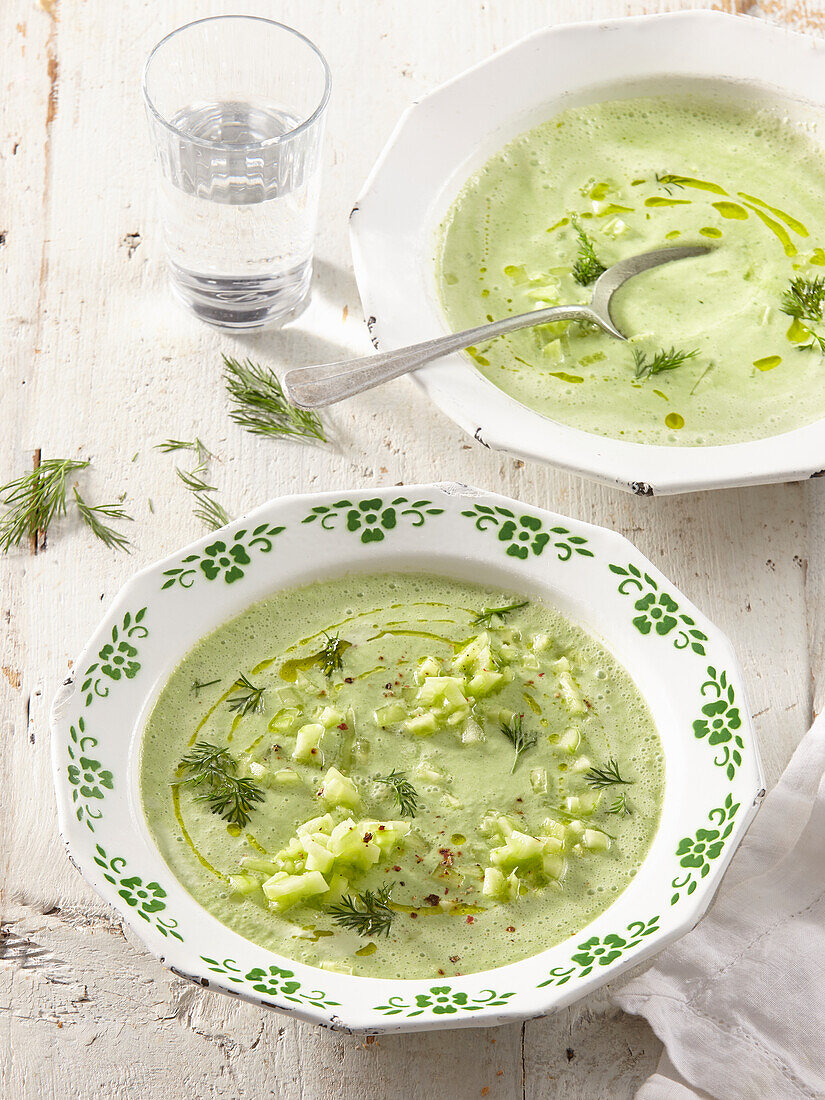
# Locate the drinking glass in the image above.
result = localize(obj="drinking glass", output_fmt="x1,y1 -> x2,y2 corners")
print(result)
143,16 -> 331,329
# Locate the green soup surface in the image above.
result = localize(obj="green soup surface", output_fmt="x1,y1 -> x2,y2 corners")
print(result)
437,95 -> 825,446
141,573 -> 664,979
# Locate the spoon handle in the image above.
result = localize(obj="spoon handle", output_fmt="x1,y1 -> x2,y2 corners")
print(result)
282,303 -> 595,409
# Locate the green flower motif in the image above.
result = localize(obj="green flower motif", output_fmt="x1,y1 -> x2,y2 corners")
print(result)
412,986 -> 470,1015
671,794 -> 740,904
161,525 -> 284,590
693,667 -> 745,780
67,717 -> 109,831
118,877 -> 167,919
609,563 -> 708,655
538,916 -> 660,986
676,828 -> 723,871
571,933 -> 628,972
633,591 -> 679,636
199,539 -> 250,582
199,958 -> 339,1008
93,845 -> 183,940
67,755 -> 113,800
346,498 -> 397,543
498,515 -> 550,559
246,965 -> 301,997
460,504 -> 593,561
374,985 -> 516,1017
302,496 -> 444,545
99,640 -> 139,680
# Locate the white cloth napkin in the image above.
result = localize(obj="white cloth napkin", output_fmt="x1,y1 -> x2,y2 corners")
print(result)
613,714 -> 825,1100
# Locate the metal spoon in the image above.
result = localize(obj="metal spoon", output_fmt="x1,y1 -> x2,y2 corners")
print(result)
283,245 -> 712,409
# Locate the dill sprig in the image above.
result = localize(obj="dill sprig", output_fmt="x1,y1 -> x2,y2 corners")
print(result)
655,172 -> 685,195
157,438 -> 213,469
500,714 -> 537,774
585,758 -> 632,790
570,215 -> 606,286
73,489 -> 133,553
192,493 -> 230,531
606,791 -> 632,816
377,770 -> 419,817
223,355 -> 327,442
327,883 -> 395,938
472,600 -> 529,628
227,673 -> 266,717
178,741 -> 264,828
192,678 -> 220,695
0,457 -> 87,551
633,346 -> 698,381
781,276 -> 825,352
319,632 -> 347,677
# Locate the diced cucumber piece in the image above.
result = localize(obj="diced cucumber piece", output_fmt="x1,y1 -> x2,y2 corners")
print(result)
228,873 -> 264,895
319,960 -> 353,975
530,767 -> 548,794
495,815 -> 516,838
541,836 -> 563,855
374,701 -> 408,726
542,852 -> 566,879
466,668 -> 506,698
461,719 -> 485,745
553,657 -> 587,715
273,767 -> 303,786
541,818 -> 567,842
293,722 -> 324,764
241,856 -> 279,874
583,828 -> 611,851
558,728 -> 581,754
441,792 -> 463,810
565,791 -> 600,816
297,813 -> 334,836
301,835 -> 335,875
531,633 -> 553,653
417,675 -> 465,705
317,706 -> 343,729
490,830 -> 544,870
361,820 -> 411,853
451,636 -> 487,673
565,820 -> 585,841
320,766 -> 360,809
353,738 -> 370,763
445,705 -> 471,727
570,755 -> 592,773
405,712 -> 439,737
482,866 -> 508,900
324,872 -> 350,906
268,707 -> 301,733
263,870 -> 329,910
415,760 -> 444,783
416,655 -> 442,681
521,652 -> 540,671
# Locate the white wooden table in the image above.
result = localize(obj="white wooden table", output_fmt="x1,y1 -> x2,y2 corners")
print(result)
2,1 -> 823,1095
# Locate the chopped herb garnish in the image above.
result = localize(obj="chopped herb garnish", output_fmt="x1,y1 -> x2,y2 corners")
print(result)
176,467 -> 217,494
781,275 -> 825,352
328,883 -> 395,938
500,714 -> 537,774
223,355 -> 328,442
570,215 -> 606,286
178,741 -> 264,828
377,770 -> 418,817
227,673 -> 266,717
73,489 -> 133,553
585,758 -> 632,790
606,791 -> 632,816
192,492 -> 230,531
472,600 -> 529,627
319,632 -> 347,677
157,438 -> 213,469
192,678 -> 221,695
633,346 -> 698,381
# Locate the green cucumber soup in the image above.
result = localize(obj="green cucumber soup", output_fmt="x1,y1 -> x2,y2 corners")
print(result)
141,573 -> 664,979
437,94 -> 825,446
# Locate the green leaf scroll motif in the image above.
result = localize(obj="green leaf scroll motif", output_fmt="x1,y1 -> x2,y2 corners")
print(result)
693,667 -> 745,781
161,524 -> 284,589
66,715 -> 112,832
609,564 -> 708,655
93,845 -> 183,941
671,794 -> 740,905
301,497 -> 444,544
373,985 -> 517,1018
199,957 -> 339,1009
460,504 -> 594,562
537,916 -> 660,987
80,607 -> 148,707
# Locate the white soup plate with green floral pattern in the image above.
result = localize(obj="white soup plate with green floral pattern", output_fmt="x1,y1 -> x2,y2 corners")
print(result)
50,484 -> 764,1032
